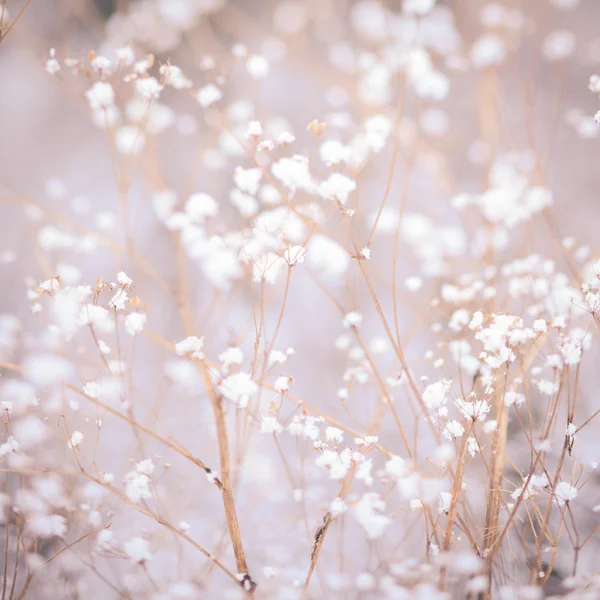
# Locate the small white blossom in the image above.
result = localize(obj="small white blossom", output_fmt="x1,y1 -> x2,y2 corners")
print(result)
244,120 -> 262,138
284,245 -> 306,265
68,431 -> 83,448
260,416 -> 283,434
85,82 -> 115,109
196,84 -> 222,107
175,336 -> 205,359
125,312 -> 146,336
124,537 -> 152,562
234,167 -> 262,195
353,493 -> 390,539
325,427 -> 344,444
219,347 -> 244,367
276,131 -> 295,145
219,372 -> 258,407
274,376 -> 291,393
554,481 -> 578,505
443,420 -> 465,440
319,173 -> 356,205
45,49 -> 60,75
330,497 -> 348,517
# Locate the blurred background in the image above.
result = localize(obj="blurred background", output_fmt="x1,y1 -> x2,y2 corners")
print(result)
2,1 -> 600,598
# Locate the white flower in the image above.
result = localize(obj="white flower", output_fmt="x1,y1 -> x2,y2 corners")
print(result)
218,372 -> 258,407
135,77 -> 162,100
319,173 -> 356,205
271,155 -> 315,193
284,245 -> 306,265
186,193 -> 218,221
443,420 -> 465,440
125,312 -> 146,336
257,140 -> 275,152
511,474 -> 550,501
45,55 -> 60,75
554,481 -> 578,505
91,56 -> 111,72
268,350 -> 287,366
274,376 -> 291,393
467,436 -> 480,457
234,167 -> 262,195
219,347 -> 244,367
196,84 -> 222,108
423,380 -> 450,411
68,431 -> 83,448
28,514 -> 67,538
124,537 -> 152,562
116,46 -> 135,65
85,82 -> 115,109
316,448 -> 352,479
353,493 -> 390,539
455,397 -> 491,421
175,336 -> 205,359
326,427 -> 344,444
83,381 -> 101,398
469,311 -> 484,330
449,309 -> 471,332
0,437 -> 19,458
161,64 -> 192,89
124,468 -> 152,503
260,416 -> 283,434
136,459 -> 154,475
109,289 -> 128,311
244,120 -> 262,138
178,521 -> 191,533
319,140 -> 350,166
276,131 -> 295,145
38,277 -> 60,292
